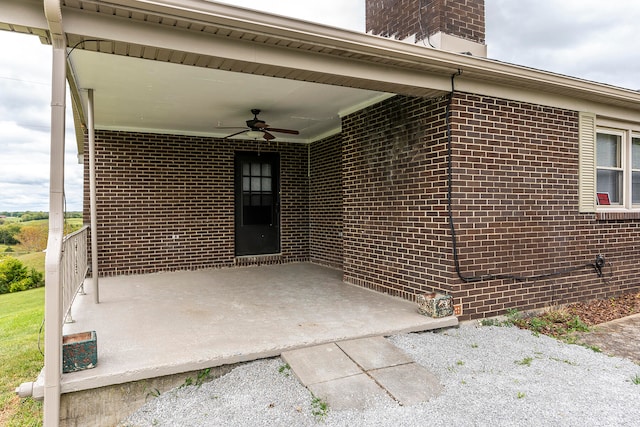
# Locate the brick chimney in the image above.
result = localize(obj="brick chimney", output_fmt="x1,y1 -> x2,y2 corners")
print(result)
366,0 -> 487,57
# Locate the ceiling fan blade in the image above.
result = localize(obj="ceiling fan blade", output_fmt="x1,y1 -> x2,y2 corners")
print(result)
266,127 -> 299,135
224,129 -> 248,139
262,131 -> 276,141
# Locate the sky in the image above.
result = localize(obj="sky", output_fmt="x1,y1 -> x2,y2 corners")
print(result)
1,0 -> 639,212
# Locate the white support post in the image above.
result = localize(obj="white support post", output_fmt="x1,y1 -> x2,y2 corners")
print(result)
43,45 -> 66,427
87,89 -> 99,303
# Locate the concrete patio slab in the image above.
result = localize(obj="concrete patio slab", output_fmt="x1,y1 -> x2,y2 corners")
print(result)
61,263 -> 458,394
307,374 -> 393,411
369,363 -> 443,405
336,336 -> 412,371
281,343 -> 362,386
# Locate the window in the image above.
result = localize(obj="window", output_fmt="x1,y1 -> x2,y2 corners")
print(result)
596,132 -> 622,204
595,129 -> 640,209
241,160 -> 274,225
579,112 -> 640,213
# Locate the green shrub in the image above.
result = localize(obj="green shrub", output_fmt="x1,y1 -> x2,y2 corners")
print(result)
9,277 -> 32,293
29,268 -> 44,288
0,257 -> 44,295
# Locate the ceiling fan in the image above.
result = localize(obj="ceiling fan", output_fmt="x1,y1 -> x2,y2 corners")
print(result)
223,109 -> 300,141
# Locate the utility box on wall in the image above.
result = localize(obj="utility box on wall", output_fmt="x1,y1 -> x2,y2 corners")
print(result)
417,293 -> 454,318
63,331 -> 97,373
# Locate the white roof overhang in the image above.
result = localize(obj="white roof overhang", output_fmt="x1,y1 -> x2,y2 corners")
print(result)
3,0 -> 640,153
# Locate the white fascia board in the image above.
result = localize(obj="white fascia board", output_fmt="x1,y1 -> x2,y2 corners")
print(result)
100,1 -> 640,106
1,0 -> 48,30
62,8 -> 455,94
63,1 -> 640,116
3,0 -> 639,110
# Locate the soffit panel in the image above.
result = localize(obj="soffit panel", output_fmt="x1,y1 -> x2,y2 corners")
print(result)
68,49 -> 406,142
9,0 -> 640,109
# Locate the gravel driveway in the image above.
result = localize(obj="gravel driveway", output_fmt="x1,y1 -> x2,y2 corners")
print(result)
121,323 -> 640,426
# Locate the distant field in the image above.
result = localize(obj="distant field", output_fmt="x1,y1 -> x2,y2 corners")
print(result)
1,217 -> 21,224
20,219 -> 48,227
2,217 -> 84,227
64,217 -> 84,229
17,252 -> 46,274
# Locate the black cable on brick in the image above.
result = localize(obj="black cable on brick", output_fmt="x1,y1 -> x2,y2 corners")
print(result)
445,70 -> 599,283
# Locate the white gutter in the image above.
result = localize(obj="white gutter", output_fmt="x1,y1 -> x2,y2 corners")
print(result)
43,0 -> 66,425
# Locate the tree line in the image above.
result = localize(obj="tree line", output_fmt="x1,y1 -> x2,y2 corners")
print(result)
0,211 -> 82,222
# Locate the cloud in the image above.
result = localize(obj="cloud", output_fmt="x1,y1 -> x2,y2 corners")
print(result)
486,0 -> 640,89
0,31 -> 82,212
0,81 -> 51,131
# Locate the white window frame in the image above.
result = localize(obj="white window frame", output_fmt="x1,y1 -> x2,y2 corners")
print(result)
579,113 -> 640,213
596,128 -> 625,207
632,135 -> 640,206
595,126 -> 640,212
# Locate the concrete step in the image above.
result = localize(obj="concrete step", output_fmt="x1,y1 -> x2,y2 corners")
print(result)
281,336 -> 442,410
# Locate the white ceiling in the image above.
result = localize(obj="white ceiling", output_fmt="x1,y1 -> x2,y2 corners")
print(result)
69,49 -> 392,143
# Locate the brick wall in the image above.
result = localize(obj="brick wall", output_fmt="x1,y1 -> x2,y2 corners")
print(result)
310,134 -> 343,269
448,93 -> 639,318
342,95 -> 452,300
342,94 -> 640,319
84,94 -> 640,317
366,0 -> 485,43
84,131 -> 308,275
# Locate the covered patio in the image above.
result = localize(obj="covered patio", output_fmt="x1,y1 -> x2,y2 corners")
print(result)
60,263 -> 457,394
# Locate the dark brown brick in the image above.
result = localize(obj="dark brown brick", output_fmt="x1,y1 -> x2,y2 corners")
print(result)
341,93 -> 640,319
366,0 -> 485,43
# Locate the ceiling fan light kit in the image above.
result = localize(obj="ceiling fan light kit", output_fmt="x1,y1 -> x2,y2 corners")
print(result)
223,109 -> 300,141
246,130 -> 264,139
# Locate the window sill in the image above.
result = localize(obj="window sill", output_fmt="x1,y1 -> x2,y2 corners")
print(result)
595,211 -> 640,220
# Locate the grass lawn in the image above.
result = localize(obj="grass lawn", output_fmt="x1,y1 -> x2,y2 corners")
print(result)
64,217 -> 84,229
0,288 -> 44,426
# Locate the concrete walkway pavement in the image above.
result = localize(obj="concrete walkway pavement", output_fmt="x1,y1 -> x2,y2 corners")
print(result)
575,313 -> 640,364
282,336 -> 442,410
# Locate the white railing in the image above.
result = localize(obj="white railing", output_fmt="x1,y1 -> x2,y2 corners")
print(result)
62,225 -> 89,325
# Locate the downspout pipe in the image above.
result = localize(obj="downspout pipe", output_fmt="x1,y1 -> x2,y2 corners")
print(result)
43,0 -> 66,426
88,89 -> 100,303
